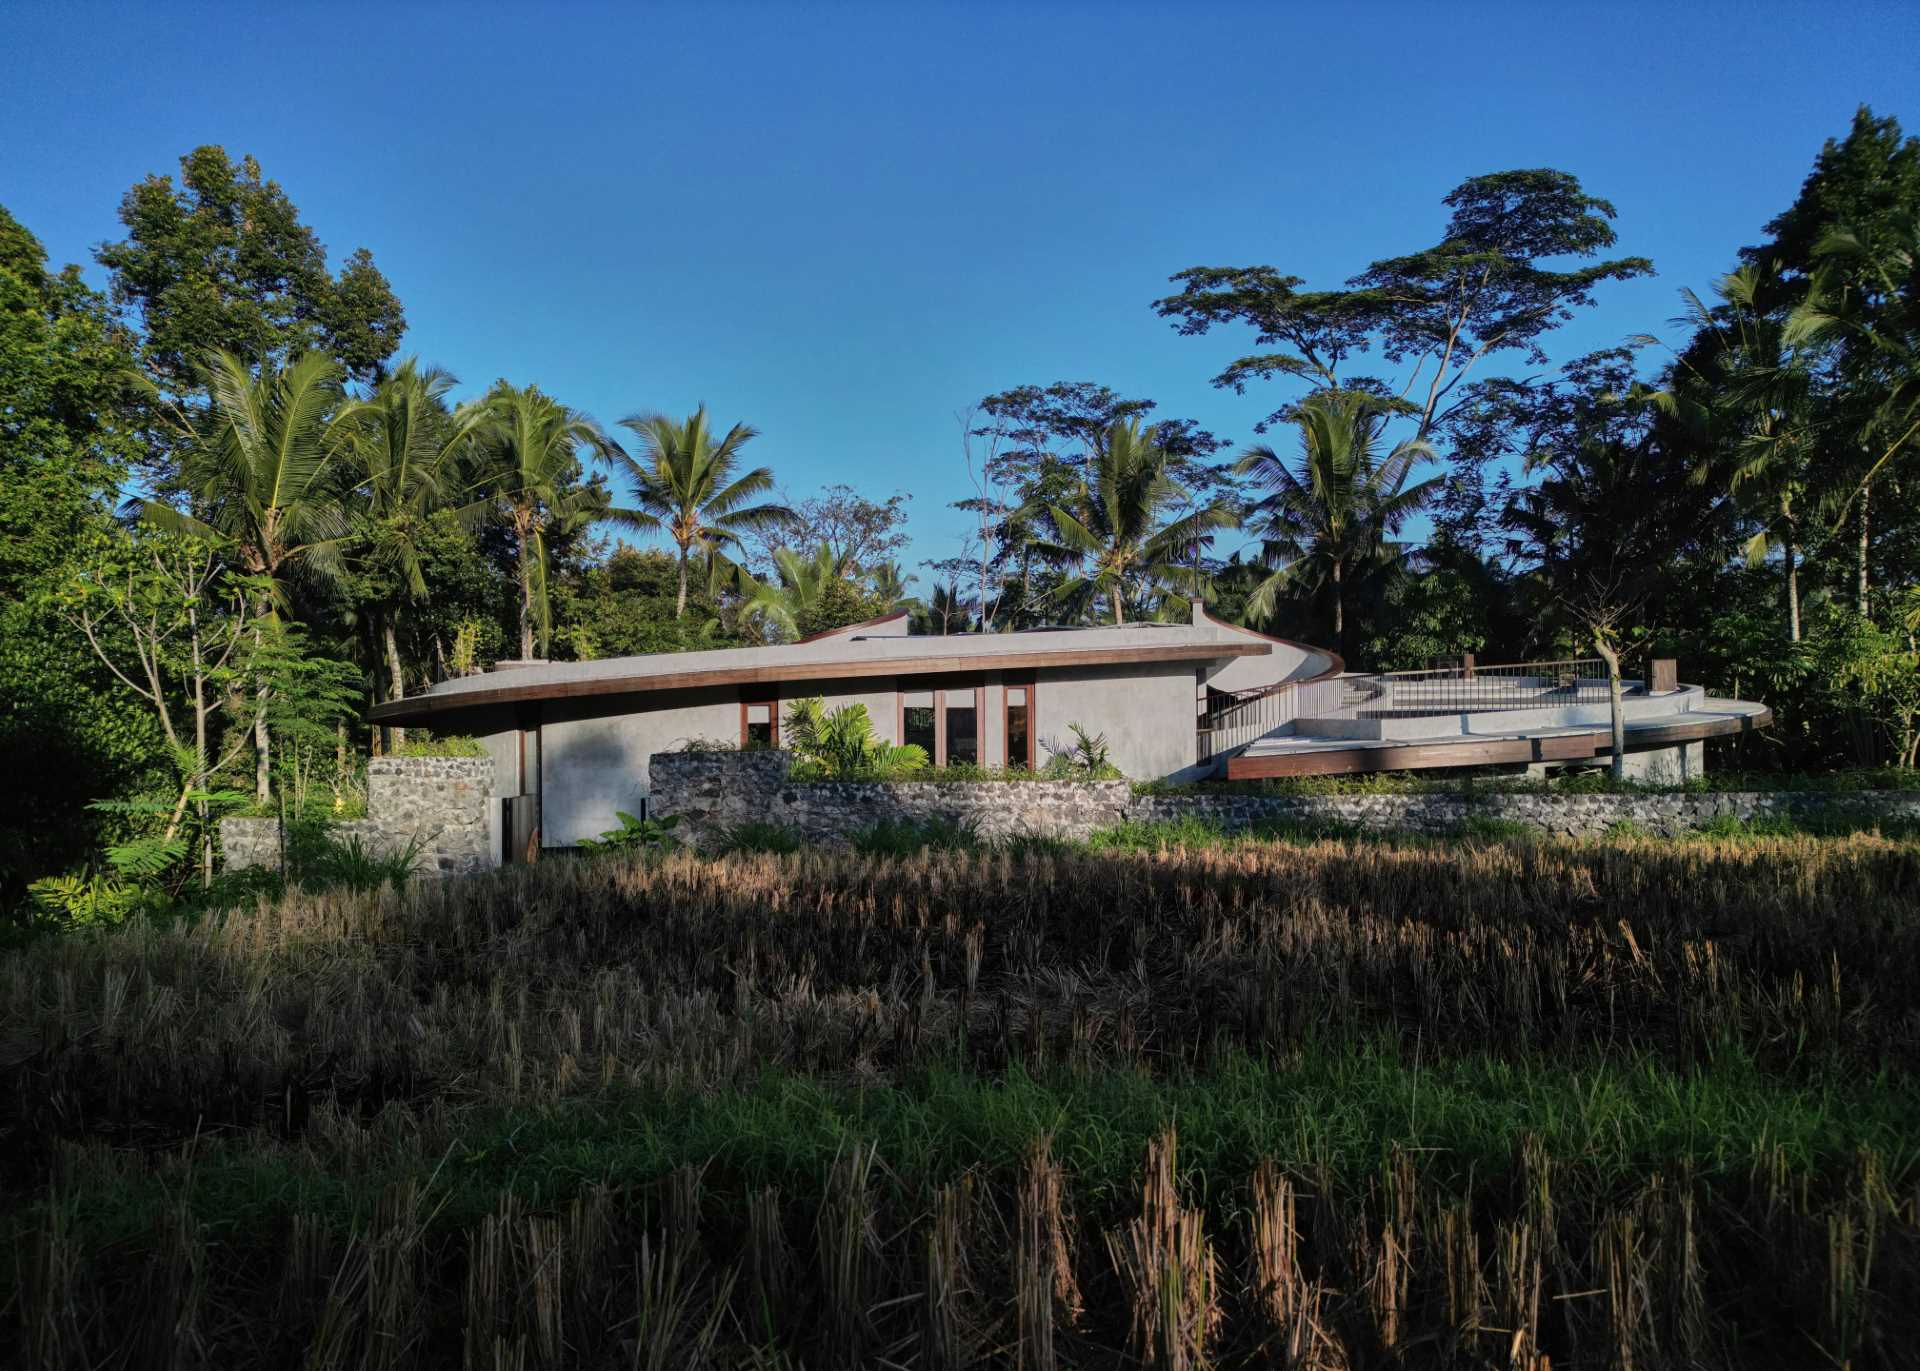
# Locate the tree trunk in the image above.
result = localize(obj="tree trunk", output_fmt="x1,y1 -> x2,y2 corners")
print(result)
1784,533 -> 1801,643
252,613 -> 270,805
1332,561 -> 1345,647
675,545 -> 689,620
384,614 -> 407,750
1594,635 -> 1626,781
1856,481 -> 1871,619
517,519 -> 536,659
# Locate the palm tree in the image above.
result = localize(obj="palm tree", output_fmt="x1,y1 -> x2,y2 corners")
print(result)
472,382 -> 611,660
743,543 -> 849,639
602,406 -> 794,618
926,582 -> 973,635
1647,266 -> 1817,640
1233,391 -> 1439,647
139,350 -> 353,800
1788,217 -> 1920,616
1032,418 -> 1237,624
868,560 -> 914,611
339,360 -> 489,741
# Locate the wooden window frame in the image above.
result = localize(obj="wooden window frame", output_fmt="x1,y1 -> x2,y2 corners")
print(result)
897,678 -> 984,766
740,686 -> 780,749
1003,673 -> 1037,770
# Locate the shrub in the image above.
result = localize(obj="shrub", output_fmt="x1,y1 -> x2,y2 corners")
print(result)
849,816 -> 980,856
784,697 -> 928,779
577,811 -> 683,855
390,734 -> 486,758
1042,722 -> 1124,781
716,821 -> 803,855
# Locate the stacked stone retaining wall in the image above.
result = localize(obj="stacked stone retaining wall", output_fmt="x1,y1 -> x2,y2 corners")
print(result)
221,756 -> 496,877
651,750 -> 1920,848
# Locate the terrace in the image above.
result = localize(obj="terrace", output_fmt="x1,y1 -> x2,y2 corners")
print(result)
1199,656 -> 1772,779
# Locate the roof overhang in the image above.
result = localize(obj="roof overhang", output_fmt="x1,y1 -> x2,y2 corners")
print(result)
371,640 -> 1269,726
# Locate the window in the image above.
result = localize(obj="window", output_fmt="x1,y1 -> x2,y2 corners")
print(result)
945,694 -> 979,765
901,689 -> 936,756
1005,682 -> 1034,770
740,690 -> 779,748
897,682 -> 982,766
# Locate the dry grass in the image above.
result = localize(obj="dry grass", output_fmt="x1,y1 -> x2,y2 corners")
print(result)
4,833 -> 1920,1366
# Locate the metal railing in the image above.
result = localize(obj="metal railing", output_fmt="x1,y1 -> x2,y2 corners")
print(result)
1197,676 -> 1349,760
1316,658 -> 1614,720
1196,658 -> 1623,761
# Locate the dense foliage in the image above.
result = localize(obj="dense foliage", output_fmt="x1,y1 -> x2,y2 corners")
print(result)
4,110 -> 1920,910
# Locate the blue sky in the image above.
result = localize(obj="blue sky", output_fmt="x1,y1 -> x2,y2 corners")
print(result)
4,1 -> 1916,579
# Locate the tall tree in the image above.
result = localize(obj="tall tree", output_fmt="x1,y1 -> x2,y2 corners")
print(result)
472,383 -> 611,660
139,350 -> 352,800
1653,266 -> 1819,640
0,203 -> 164,898
339,360 -> 488,740
1032,418 -> 1238,625
97,147 -> 405,392
1751,109 -> 1920,615
1157,169 -> 1652,439
1234,391 -> 1440,647
603,406 -> 793,618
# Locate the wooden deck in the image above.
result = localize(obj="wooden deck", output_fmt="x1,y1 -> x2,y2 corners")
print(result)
1223,705 -> 1773,780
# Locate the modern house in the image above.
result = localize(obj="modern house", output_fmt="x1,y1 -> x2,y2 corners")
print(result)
370,604 -> 1769,852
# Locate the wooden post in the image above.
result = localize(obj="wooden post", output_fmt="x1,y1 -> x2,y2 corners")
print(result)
1650,659 -> 1678,694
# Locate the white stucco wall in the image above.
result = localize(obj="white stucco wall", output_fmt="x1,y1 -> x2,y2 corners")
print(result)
538,688 -> 740,845
1036,662 -> 1200,781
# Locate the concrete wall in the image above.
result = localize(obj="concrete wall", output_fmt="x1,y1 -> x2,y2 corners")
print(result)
1037,661 -> 1202,781
538,687 -> 739,845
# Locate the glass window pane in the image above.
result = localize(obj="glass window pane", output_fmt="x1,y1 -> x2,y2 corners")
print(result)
945,699 -> 978,764
1007,702 -> 1030,769
903,704 -> 936,756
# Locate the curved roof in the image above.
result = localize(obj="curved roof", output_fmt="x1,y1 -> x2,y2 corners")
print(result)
371,619 -> 1277,725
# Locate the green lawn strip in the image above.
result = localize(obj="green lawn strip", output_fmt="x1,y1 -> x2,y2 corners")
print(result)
16,1040 -> 1917,1257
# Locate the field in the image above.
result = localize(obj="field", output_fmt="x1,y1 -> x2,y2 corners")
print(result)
5,829 -> 1920,1368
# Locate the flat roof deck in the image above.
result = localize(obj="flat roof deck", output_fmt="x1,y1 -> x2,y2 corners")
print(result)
1225,698 -> 1772,779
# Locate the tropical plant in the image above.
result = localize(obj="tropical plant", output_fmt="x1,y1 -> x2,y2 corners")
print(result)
576,811 -> 683,854
338,359 -> 489,736
744,543 -> 888,640
472,382 -> 612,659
603,406 -> 794,618
1032,417 -> 1237,624
1043,722 -> 1121,779
868,559 -> 913,611
783,697 -> 929,778
1234,391 -> 1439,645
137,350 -> 353,799
1650,265 -> 1821,640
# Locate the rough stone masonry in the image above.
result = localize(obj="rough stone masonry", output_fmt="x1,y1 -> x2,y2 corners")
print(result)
221,756 -> 495,877
650,749 -> 1920,848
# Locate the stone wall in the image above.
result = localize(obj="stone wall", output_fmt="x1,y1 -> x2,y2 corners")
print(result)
652,749 -> 1920,848
649,750 -> 1132,847
1126,787 -> 1920,839
221,756 -> 497,877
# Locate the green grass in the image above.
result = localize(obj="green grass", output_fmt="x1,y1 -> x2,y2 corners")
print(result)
848,816 -> 982,854
716,820 -> 804,854
27,1039 -> 1915,1254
